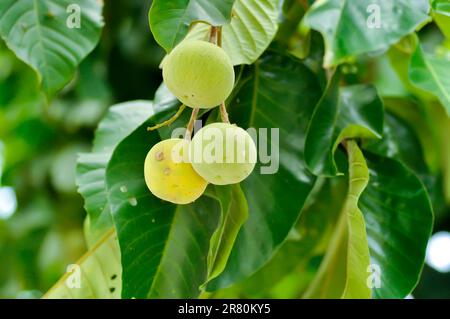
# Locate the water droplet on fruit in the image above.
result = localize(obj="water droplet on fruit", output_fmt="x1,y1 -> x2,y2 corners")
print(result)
128,197 -> 138,206
163,168 -> 171,175
120,186 -> 128,193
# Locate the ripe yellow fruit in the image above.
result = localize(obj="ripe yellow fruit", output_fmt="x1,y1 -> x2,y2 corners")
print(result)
162,40 -> 235,109
144,138 -> 208,205
190,123 -> 257,185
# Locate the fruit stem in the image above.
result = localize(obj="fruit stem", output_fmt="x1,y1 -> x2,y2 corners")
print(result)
185,108 -> 199,140
147,104 -> 186,131
220,102 -> 230,123
209,26 -> 222,46
209,26 -> 219,44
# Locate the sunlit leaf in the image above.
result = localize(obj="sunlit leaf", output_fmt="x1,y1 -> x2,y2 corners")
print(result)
149,0 -> 236,51
304,142 -> 371,299
76,101 -> 154,246
0,0 -> 104,98
204,184 -> 248,286
44,229 -> 122,299
409,45 -> 450,115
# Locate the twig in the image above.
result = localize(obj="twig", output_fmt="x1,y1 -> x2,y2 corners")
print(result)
220,102 -> 230,124
147,104 -> 186,131
185,108 -> 199,140
209,26 -> 219,44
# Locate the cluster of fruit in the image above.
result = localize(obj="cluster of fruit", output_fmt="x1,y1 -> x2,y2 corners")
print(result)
144,40 -> 257,205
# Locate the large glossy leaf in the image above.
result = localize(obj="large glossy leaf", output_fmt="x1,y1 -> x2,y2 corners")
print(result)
363,112 -> 428,174
149,0 -> 235,51
304,0 -> 430,67
304,73 -> 384,176
207,51 -> 322,290
76,101 -> 154,246
360,152 -> 434,298
304,142 -> 371,299
409,45 -> 450,115
0,0 -> 104,98
185,0 -> 280,65
44,229 -> 122,299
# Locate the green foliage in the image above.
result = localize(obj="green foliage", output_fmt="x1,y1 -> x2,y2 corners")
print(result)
410,45 -> 450,115
77,101 -> 154,246
149,0 -> 235,51
305,72 -> 384,176
44,229 -> 121,299
2,0 -> 449,300
185,0 -> 280,65
0,0 -> 104,98
304,0 -> 430,67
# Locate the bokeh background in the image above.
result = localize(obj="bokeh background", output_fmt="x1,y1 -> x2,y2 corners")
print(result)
0,0 -> 449,298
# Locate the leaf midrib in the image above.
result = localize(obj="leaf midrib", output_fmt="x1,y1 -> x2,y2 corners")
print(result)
32,0 -> 50,92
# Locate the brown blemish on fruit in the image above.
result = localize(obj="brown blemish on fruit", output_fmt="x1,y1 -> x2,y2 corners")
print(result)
163,168 -> 171,175
155,151 -> 164,161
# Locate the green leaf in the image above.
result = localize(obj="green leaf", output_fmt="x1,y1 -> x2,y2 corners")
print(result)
304,142 -> 371,299
341,141 -> 371,299
76,101 -> 154,246
409,45 -> 450,115
363,112 -> 428,174
207,51 -> 322,290
360,152 -> 434,298
107,129 -> 221,299
203,185 -> 248,287
0,0 -> 104,98
305,72 -> 384,177
432,0 -> 450,39
105,98 -> 223,298
44,229 -> 122,299
209,177 -> 347,299
149,0 -> 236,51
304,0 -> 430,67
184,0 -> 280,65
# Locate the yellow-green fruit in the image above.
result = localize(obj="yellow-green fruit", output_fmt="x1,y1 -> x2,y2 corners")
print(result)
162,40 -> 235,109
190,123 -> 257,185
144,138 -> 208,205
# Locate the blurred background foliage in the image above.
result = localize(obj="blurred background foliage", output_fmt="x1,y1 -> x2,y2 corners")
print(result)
0,0 -> 164,298
0,0 -> 449,298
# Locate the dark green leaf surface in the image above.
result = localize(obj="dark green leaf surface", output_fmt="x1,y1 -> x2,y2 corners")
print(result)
304,0 -> 430,67
0,0 -> 104,97
341,141 -> 371,299
106,119 -> 220,298
149,0 -> 235,52
105,89 -> 222,298
363,112 -> 428,174
360,152 -> 434,298
207,51 -> 322,290
76,101 -> 154,246
305,73 -> 384,176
